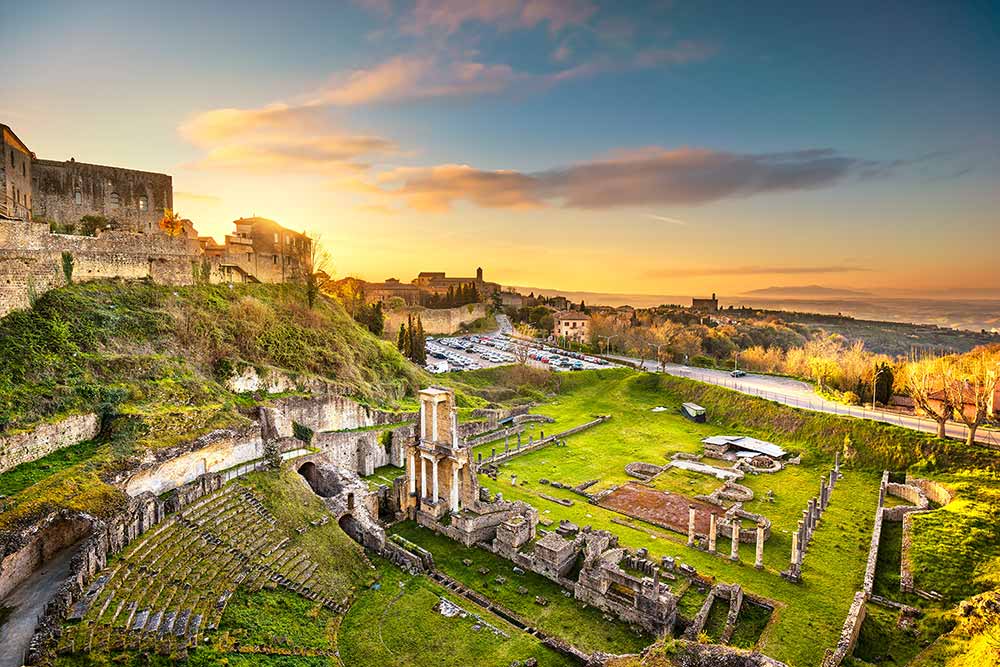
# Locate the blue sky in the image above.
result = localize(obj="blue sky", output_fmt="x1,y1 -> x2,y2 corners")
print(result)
4,0 -> 998,294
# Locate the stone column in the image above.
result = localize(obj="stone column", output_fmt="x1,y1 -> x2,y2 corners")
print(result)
432,458 -> 439,502
653,567 -> 661,591
420,402 -> 426,440
790,531 -> 800,578
796,520 -> 805,567
409,451 -> 416,494
829,468 -> 836,491
808,499 -> 816,530
802,509 -> 810,544
451,463 -> 460,511
730,519 -> 741,561
708,513 -> 717,553
420,456 -> 427,499
431,400 -> 439,442
755,522 -> 765,569
820,478 -> 828,510
505,433 -> 509,450
687,506 -> 696,547
834,450 -> 840,476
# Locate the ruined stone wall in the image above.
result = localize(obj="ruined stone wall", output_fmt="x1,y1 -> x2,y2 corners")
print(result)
0,413 -> 100,474
384,302 -> 488,336
0,219 -> 200,315
312,424 -> 411,476
123,425 -> 264,497
270,393 -> 417,433
31,159 -> 172,234
0,512 -> 93,600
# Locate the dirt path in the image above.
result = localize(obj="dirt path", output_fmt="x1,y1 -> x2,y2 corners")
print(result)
0,545 -> 78,667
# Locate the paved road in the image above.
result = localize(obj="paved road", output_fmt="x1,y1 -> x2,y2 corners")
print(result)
0,546 -> 78,667
609,354 -> 1000,448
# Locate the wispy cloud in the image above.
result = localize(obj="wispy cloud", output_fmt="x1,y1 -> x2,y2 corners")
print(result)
369,147 -> 889,211
644,213 -> 689,225
360,0 -> 599,35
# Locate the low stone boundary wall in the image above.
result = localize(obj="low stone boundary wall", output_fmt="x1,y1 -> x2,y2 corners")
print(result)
485,416 -> 610,465
0,413 -> 100,474
822,591 -> 868,667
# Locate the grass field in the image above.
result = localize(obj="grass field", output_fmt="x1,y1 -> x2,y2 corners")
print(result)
338,558 -> 575,667
390,522 -> 652,655
471,369 -> 882,666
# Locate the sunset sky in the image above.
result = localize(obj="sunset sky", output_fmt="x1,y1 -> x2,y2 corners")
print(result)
4,1 -> 999,296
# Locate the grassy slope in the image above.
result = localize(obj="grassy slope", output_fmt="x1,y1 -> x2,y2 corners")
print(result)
462,368 -> 999,667
0,281 -> 424,532
238,468 -> 373,600
339,558 -> 576,667
391,522 -> 652,655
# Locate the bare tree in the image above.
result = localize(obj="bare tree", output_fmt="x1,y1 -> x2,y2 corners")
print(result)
903,354 -> 955,439
942,346 -> 1000,446
299,235 -> 333,309
513,323 -> 535,365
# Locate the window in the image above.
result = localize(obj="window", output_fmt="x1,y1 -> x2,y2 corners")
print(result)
138,195 -> 148,211
273,232 -> 279,243
273,255 -> 278,264
110,192 -> 120,208
74,190 -> 82,205
22,161 -> 26,177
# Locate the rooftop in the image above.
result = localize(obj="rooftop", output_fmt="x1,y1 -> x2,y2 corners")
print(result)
701,435 -> 787,458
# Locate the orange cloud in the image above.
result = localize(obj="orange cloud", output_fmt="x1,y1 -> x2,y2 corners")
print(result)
375,164 -> 545,211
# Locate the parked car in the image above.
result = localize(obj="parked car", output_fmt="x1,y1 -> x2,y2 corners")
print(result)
730,369 -> 746,377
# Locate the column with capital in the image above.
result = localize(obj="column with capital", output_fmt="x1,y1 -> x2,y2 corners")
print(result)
409,451 -> 416,495
432,458 -> 439,502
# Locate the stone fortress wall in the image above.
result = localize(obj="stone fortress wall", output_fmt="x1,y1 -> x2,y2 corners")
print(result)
32,159 -> 172,234
0,218 -> 201,315
384,301 -> 488,336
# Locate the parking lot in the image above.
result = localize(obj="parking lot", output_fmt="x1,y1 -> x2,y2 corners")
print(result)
424,333 -> 613,374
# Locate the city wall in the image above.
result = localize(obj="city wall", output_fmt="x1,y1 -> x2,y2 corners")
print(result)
0,219 -> 199,315
384,302 -> 488,336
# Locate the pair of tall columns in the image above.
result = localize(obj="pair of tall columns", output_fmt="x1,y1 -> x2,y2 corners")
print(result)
418,455 -> 439,502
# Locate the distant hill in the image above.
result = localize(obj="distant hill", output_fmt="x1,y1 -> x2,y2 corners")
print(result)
740,285 -> 872,298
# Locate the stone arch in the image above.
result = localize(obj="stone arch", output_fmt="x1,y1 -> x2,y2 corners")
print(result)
298,461 -> 319,490
338,513 -> 364,545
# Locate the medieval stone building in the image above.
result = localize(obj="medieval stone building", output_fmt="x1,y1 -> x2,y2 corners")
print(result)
0,122 -> 314,316
198,217 -> 311,284
32,159 -> 172,234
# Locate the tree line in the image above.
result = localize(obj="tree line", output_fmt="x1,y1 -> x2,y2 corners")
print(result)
421,283 -> 479,309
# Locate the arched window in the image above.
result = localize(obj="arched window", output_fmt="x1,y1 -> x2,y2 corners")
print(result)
74,190 -> 82,205
138,195 -> 148,211
110,192 -> 120,208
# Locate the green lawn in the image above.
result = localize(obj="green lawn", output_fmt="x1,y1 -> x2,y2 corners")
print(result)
472,369 -> 882,667
363,464 -> 405,490
338,557 -> 575,667
0,437 -> 103,498
390,522 -> 652,655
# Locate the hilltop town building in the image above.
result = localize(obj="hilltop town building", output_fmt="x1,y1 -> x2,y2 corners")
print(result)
1,124 -> 33,221
412,268 -> 500,300
0,122 -> 314,315
32,159 -> 172,234
691,293 -> 719,312
198,217 -> 310,284
553,310 -> 592,343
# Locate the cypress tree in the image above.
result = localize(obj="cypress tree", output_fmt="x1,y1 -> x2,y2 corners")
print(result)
414,316 -> 426,364
397,322 -> 407,353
